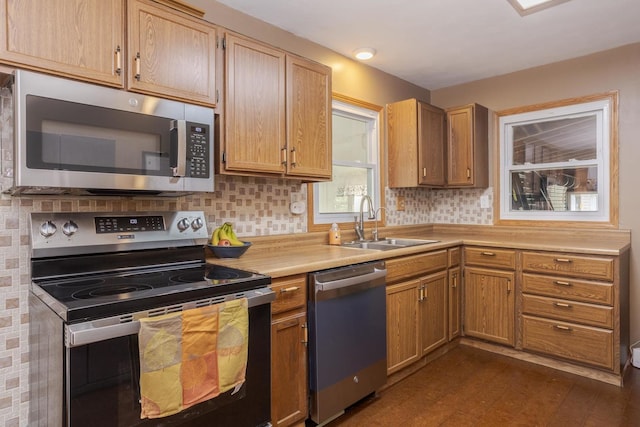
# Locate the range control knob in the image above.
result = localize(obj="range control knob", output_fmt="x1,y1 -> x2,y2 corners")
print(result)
40,221 -> 57,238
191,217 -> 204,230
177,218 -> 190,232
62,220 -> 79,236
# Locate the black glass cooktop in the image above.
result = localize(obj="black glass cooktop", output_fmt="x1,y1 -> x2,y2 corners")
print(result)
32,263 -> 271,322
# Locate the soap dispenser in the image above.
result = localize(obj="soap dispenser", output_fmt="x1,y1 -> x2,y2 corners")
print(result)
329,223 -> 341,245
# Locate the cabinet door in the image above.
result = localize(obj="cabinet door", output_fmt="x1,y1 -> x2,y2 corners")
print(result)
447,106 -> 474,186
271,313 -> 308,427
420,271 -> 448,355
386,280 -> 421,374
418,102 -> 446,186
448,266 -> 461,340
286,55 -> 332,180
464,267 -> 515,346
0,0 -> 124,86
127,0 -> 217,105
224,34 -> 286,174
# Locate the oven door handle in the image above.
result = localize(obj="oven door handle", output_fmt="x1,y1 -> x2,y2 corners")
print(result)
65,288 -> 275,347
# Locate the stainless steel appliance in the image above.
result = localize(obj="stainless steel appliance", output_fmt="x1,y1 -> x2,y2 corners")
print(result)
307,261 -> 387,425
28,211 -> 274,427
9,70 -> 214,196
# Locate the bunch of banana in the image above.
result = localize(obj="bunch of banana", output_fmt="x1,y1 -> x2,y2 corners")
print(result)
211,222 -> 244,246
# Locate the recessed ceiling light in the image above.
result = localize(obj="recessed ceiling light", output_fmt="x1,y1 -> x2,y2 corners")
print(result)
353,47 -> 376,61
507,0 -> 570,16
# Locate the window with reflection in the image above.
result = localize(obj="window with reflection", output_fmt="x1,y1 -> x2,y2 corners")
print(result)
498,93 -> 617,224
309,96 -> 383,229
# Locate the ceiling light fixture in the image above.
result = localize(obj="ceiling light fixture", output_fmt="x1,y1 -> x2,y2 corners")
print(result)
507,0 -> 571,16
353,47 -> 376,61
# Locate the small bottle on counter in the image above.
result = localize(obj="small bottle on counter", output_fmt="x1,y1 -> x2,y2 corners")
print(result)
329,223 -> 341,245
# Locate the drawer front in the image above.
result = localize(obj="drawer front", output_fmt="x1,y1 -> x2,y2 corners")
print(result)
522,252 -> 614,281
522,294 -> 613,329
522,273 -> 613,305
271,274 -> 307,316
448,247 -> 461,267
464,247 -> 516,270
522,315 -> 614,370
386,250 -> 447,284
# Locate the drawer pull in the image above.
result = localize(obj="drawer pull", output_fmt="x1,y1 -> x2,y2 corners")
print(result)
554,302 -> 572,308
280,286 -> 300,293
481,252 -> 496,257
554,258 -> 572,263
554,280 -> 572,287
554,325 -> 572,331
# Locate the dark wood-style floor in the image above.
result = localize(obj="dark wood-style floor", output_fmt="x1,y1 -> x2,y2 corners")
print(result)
327,345 -> 640,427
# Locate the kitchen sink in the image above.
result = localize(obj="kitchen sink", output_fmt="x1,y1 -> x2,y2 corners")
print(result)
341,238 -> 440,251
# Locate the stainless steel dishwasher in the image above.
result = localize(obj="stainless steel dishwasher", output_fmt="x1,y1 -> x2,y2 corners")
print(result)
308,260 -> 387,425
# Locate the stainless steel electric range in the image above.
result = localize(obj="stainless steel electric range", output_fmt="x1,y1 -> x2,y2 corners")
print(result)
28,211 -> 274,427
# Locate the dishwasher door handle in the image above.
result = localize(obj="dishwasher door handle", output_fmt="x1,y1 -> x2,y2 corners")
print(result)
315,268 -> 386,293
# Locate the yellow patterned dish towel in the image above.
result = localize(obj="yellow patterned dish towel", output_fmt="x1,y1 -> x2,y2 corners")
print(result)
138,298 -> 249,419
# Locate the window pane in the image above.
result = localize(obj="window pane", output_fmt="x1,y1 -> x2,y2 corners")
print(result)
317,165 -> 370,214
332,114 -> 369,163
510,167 -> 597,212
512,116 -> 597,165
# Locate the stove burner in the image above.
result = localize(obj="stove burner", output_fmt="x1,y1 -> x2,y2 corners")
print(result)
170,266 -> 253,283
57,278 -> 105,288
72,284 -> 153,299
208,269 -> 252,280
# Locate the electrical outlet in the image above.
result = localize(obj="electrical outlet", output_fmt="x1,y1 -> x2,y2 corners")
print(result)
396,196 -> 405,211
480,195 -> 490,209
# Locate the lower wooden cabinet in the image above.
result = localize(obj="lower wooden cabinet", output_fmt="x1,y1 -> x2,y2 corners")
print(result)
464,267 -> 515,346
420,271 -> 448,355
520,251 -> 622,373
386,264 -> 449,375
386,279 -> 421,374
270,275 -> 308,427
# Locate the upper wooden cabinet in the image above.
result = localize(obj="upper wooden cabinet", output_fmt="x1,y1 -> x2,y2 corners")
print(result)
221,33 -> 332,181
387,99 -> 489,188
0,0 -> 218,106
0,0 -> 125,86
127,0 -> 218,105
387,98 -> 446,188
446,103 -> 488,187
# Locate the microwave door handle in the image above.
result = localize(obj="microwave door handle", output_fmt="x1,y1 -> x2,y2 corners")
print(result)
170,119 -> 187,177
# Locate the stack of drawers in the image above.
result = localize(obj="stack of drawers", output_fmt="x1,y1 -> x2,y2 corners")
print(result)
521,251 -> 616,371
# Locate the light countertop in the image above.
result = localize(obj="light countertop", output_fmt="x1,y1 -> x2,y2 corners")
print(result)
206,225 -> 631,278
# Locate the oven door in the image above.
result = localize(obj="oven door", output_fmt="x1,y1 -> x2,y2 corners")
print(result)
65,291 -> 273,427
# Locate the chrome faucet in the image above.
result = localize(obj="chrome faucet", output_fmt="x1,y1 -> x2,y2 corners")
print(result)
355,195 -> 375,241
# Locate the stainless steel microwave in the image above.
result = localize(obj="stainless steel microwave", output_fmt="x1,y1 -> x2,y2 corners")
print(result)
8,70 -> 214,196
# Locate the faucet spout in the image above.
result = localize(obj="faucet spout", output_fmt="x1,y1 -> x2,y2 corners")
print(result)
355,195 -> 375,241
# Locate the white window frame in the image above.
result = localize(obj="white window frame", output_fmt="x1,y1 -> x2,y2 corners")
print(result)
498,96 -> 613,223
311,98 -> 381,226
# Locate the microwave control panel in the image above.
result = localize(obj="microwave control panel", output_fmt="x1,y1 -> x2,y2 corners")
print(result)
187,123 -> 210,178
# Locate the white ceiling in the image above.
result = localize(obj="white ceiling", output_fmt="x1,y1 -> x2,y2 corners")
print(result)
215,0 -> 640,90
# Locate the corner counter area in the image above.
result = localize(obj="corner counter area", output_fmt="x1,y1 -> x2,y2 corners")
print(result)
207,224 -> 631,427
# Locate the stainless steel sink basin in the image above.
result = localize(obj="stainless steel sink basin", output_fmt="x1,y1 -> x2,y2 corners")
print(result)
341,238 -> 439,251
